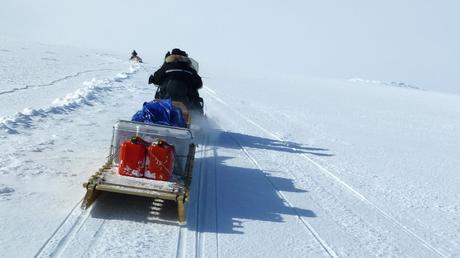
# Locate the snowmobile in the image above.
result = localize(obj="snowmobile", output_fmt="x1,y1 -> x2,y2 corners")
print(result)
152,57 -> 203,114
130,56 -> 143,63
82,101 -> 197,224
130,50 -> 143,63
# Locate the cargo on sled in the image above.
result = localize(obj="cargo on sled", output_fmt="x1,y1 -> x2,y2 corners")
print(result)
83,101 -> 196,224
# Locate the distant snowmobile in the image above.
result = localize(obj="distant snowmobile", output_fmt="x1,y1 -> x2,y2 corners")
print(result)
130,50 -> 143,63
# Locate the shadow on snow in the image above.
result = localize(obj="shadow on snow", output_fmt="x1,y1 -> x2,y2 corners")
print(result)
185,128 -> 331,234
216,130 -> 333,157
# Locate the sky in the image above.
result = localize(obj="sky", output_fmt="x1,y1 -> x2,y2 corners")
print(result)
1,0 -> 459,93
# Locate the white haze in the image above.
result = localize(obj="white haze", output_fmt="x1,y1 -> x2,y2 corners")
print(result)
1,0 -> 459,94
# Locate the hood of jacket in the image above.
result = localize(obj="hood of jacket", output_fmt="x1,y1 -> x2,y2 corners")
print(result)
165,54 -> 191,64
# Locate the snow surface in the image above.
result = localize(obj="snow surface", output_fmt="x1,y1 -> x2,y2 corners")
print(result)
1,37 -> 460,257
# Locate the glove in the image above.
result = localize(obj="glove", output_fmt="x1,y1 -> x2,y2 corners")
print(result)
148,75 -> 154,84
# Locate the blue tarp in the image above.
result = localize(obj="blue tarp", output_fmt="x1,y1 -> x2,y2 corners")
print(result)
131,98 -> 186,128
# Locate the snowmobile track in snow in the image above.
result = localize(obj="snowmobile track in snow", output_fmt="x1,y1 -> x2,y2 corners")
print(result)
0,69 -> 115,96
34,182 -> 190,258
227,131 -> 339,258
175,137 -> 209,258
204,86 -> 449,257
34,199 -> 94,258
192,139 -> 207,258
183,133 -> 220,258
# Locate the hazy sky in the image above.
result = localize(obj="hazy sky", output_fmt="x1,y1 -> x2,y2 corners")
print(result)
1,0 -> 459,93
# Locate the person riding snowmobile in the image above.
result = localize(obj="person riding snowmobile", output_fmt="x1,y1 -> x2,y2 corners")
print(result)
148,48 -> 203,112
130,50 -> 143,63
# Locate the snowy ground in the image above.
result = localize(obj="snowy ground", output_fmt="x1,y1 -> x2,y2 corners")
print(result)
1,38 -> 460,257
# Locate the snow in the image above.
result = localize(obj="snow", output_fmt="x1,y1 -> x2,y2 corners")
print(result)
1,37 -> 459,258
1,1 -> 460,255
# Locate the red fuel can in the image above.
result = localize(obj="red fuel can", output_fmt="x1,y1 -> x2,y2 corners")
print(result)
145,140 -> 175,181
118,137 -> 147,178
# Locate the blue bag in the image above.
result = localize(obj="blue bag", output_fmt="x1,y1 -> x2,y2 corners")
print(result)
131,98 -> 186,128
170,106 -> 186,128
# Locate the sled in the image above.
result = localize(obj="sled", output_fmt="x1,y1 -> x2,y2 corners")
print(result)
82,103 -> 196,224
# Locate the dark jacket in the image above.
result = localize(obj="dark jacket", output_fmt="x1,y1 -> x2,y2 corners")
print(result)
149,55 -> 203,110
149,55 -> 202,90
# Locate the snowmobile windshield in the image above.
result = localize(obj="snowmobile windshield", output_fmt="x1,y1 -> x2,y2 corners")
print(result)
189,58 -> 199,72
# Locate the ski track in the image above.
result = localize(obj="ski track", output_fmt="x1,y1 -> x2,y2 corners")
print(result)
203,86 -> 449,257
0,68 -> 116,96
0,66 -> 138,135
